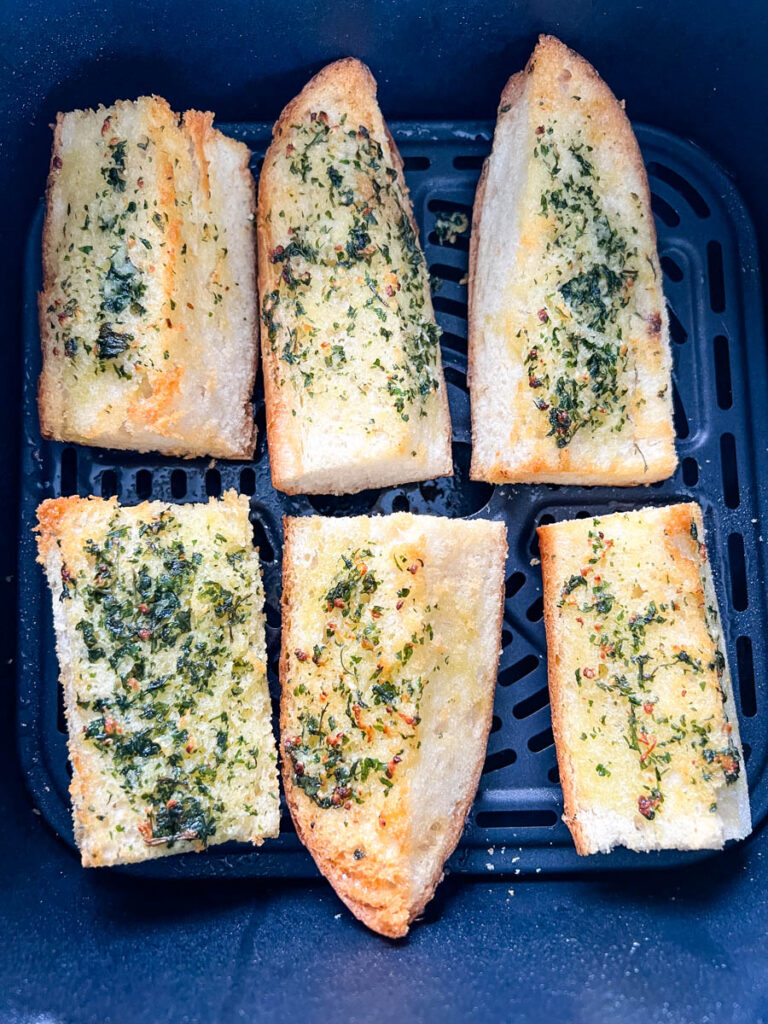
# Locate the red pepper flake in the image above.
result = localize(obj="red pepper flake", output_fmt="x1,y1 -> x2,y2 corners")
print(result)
138,628 -> 152,640
104,717 -> 117,735
537,308 -> 549,323
52,155 -> 63,169
186,742 -> 195,753
681,689 -> 687,697
333,598 -> 346,608
370,608 -> 381,619
270,245 -> 285,262
397,711 -> 418,726
166,799 -> 179,810
285,143 -> 295,155
101,117 -> 111,136
294,649 -> 309,662
535,125 -> 545,135
638,792 -> 661,819
643,703 -> 654,714
138,604 -> 150,614
408,564 -> 419,575
638,733 -> 657,763
582,667 -> 595,679
396,599 -> 404,611
137,177 -> 144,188
379,815 -> 387,828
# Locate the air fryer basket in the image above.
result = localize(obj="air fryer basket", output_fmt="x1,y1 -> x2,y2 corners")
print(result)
17,121 -> 768,877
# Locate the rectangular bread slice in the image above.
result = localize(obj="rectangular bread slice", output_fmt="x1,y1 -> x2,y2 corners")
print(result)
469,35 -> 676,485
538,503 -> 750,855
35,491 -> 279,865
39,96 -> 258,459
257,59 -> 453,494
280,513 -> 507,936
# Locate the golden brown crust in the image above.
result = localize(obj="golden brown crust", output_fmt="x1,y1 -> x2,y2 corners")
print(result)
537,522 -> 590,854
469,36 -> 676,485
467,72 -> 524,475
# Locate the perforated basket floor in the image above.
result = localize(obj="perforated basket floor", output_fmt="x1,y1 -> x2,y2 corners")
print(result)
17,122 -> 768,878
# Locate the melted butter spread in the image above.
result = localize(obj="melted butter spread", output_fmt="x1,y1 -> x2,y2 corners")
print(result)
59,500 -> 274,848
510,119 -> 662,446
262,113 -> 442,428
284,542 -> 447,809
44,103 -> 232,391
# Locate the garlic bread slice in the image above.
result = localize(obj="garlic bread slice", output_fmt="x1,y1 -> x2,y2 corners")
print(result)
539,503 -> 750,854
35,491 -> 279,865
258,59 -> 452,494
469,36 -> 676,484
39,97 -> 258,458
280,513 -> 506,936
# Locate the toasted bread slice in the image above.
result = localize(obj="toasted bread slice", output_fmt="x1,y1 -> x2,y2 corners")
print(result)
280,513 -> 506,936
538,503 -> 750,854
257,59 -> 453,494
39,97 -> 258,458
469,36 -> 676,484
35,491 -> 279,865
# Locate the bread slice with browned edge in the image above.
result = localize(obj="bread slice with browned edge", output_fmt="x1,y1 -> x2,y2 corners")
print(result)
35,491 -> 279,866
469,36 -> 676,485
257,59 -> 453,494
39,97 -> 258,458
538,503 -> 750,855
280,513 -> 506,936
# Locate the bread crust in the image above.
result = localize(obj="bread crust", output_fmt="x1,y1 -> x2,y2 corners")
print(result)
258,60 -> 452,495
279,513 -> 506,937
538,521 -> 590,854
469,36 -> 676,485
539,503 -> 750,855
38,96 -> 258,459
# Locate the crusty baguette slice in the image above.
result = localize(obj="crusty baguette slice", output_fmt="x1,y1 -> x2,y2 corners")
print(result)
35,491 -> 279,865
538,503 -> 751,855
280,513 -> 506,936
39,96 -> 258,459
257,59 -> 453,494
469,36 -> 676,485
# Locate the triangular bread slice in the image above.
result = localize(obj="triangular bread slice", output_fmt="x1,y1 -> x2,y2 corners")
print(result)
538,503 -> 751,854
280,513 -> 507,936
257,59 -> 453,495
469,35 -> 676,484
